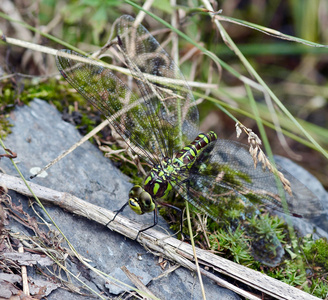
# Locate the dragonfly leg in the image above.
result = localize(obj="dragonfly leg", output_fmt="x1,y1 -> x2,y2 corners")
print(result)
135,205 -> 158,240
106,202 -> 129,227
157,201 -> 184,238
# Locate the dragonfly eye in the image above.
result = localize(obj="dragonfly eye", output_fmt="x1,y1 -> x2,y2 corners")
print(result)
128,186 -> 155,214
128,197 -> 143,215
139,191 -> 155,213
140,191 -> 151,205
128,185 -> 144,215
129,185 -> 143,198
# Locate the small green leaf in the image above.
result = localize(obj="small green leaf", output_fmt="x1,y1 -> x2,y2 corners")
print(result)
285,247 -> 298,260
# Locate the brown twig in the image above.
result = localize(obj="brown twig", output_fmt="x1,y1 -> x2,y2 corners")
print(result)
18,244 -> 30,296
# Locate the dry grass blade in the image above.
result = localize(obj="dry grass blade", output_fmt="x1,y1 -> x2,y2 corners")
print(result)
121,266 -> 159,300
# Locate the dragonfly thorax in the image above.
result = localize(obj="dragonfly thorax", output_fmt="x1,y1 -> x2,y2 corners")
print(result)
144,158 -> 178,198
128,158 -> 180,215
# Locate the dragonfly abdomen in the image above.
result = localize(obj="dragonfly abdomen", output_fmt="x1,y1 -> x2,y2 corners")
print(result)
174,131 -> 217,167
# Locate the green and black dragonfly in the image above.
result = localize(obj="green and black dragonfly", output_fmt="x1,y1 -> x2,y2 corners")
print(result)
56,15 -> 322,266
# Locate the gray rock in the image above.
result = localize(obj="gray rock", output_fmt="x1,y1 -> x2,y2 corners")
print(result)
274,156 -> 328,213
274,156 -> 328,238
1,99 -> 240,300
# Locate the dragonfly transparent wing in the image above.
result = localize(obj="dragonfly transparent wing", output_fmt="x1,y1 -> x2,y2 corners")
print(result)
172,173 -> 284,266
171,139 -> 324,266
187,139 -> 323,218
56,50 -> 167,164
56,15 -> 199,163
113,15 -> 199,158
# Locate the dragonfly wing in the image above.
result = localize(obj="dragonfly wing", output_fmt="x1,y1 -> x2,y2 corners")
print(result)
114,15 -> 199,158
56,49 -> 164,164
171,138 -> 323,266
172,173 -> 284,267
56,15 -> 199,163
188,138 -> 324,219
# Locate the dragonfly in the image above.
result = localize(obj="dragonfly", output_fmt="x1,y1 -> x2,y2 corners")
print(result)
55,15 -> 322,267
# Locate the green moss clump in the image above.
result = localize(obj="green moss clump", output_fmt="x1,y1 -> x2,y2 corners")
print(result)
303,238 -> 328,271
209,226 -> 255,265
0,119 -> 12,138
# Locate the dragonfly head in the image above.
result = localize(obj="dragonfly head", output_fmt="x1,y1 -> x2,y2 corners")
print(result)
128,185 -> 155,215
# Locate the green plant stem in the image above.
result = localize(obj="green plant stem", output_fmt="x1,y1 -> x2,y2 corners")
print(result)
185,201 -> 207,300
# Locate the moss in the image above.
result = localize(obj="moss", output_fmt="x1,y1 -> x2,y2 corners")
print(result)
308,277 -> 328,298
0,84 -> 19,137
303,238 -> 328,271
0,117 -> 13,138
164,202 -> 328,298
209,226 -> 255,265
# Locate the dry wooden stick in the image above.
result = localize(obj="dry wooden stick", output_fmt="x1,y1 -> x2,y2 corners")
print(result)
18,244 -> 30,296
0,173 -> 320,300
